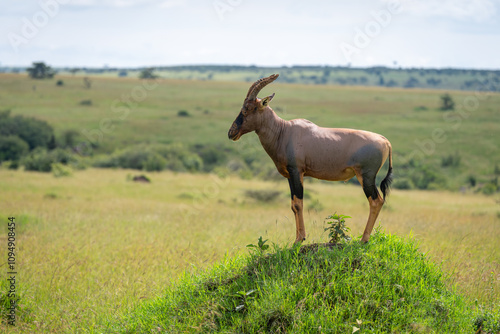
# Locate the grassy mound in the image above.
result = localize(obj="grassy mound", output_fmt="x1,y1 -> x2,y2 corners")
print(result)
111,231 -> 499,333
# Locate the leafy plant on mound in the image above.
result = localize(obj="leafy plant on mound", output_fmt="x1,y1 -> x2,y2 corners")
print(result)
111,230 -> 500,333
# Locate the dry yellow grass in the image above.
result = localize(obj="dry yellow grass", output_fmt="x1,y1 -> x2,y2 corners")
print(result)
0,168 -> 499,332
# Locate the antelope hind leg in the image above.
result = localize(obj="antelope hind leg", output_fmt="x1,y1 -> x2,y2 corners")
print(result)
354,168 -> 385,243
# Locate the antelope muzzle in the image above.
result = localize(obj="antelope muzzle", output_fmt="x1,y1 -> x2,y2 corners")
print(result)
228,111 -> 244,141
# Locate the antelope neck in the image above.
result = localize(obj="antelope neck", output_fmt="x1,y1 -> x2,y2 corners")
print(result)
255,109 -> 286,157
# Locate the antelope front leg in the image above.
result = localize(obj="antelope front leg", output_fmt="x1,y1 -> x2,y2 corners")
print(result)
287,167 -> 305,243
291,195 -> 305,243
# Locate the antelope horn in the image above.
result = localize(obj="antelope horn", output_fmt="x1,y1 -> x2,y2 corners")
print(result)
246,74 -> 279,100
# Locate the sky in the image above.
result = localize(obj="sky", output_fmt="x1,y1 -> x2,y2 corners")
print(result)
1,0 -> 499,69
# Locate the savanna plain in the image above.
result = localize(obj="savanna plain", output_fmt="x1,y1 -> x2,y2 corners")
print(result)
0,73 -> 499,332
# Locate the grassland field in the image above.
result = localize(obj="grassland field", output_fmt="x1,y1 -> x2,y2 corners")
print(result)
0,73 -> 499,332
2,73 -> 500,186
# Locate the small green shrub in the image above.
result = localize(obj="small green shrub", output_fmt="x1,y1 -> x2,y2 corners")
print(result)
467,175 -> 477,187
246,236 -> 269,253
441,151 -> 461,167
79,99 -> 92,106
324,213 -> 351,244
22,148 -> 53,172
440,93 -> 455,110
51,163 -> 72,177
22,148 -> 86,172
144,153 -> 167,172
56,80 -> 64,86
177,110 -> 190,117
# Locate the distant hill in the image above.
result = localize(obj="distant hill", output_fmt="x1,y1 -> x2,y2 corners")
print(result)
3,64 -> 499,92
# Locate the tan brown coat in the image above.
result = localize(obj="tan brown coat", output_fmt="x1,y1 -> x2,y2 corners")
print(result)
228,74 -> 393,243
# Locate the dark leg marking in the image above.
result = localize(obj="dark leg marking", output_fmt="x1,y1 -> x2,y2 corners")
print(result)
361,171 -> 380,200
287,166 -> 303,200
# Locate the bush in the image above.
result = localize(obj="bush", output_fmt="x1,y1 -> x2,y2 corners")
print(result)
8,160 -> 20,170
441,152 -> 461,167
177,110 -> 190,117
440,93 -> 455,111
22,148 -> 86,172
79,99 -> 92,106
194,144 -> 228,172
52,163 -> 72,177
0,136 -> 29,162
411,166 -> 447,190
0,113 -> 55,150
56,80 -> 64,86
51,148 -> 87,169
93,144 -> 203,172
467,175 -> 477,187
22,148 -> 53,172
153,143 -> 203,172
144,153 -> 167,172
100,146 -> 153,170
139,68 -> 158,79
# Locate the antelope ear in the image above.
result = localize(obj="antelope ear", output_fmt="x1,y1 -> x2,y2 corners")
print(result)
261,93 -> 275,107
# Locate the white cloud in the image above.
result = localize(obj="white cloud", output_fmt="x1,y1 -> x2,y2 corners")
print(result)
394,0 -> 497,21
159,0 -> 186,9
68,0 -> 157,8
1,0 -> 499,68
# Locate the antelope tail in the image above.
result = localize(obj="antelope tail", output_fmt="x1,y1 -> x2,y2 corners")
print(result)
380,145 -> 393,200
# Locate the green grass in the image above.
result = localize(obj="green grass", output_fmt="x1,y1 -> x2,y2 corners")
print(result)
1,73 -> 500,332
2,73 -> 500,191
0,168 -> 498,333
110,231 -> 500,333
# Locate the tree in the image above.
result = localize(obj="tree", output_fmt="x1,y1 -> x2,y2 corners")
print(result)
0,113 -> 55,150
139,68 -> 158,79
27,62 -> 55,79
440,93 -> 455,111
0,136 -> 29,162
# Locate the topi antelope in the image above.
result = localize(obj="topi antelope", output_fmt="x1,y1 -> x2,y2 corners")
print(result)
228,74 -> 393,243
